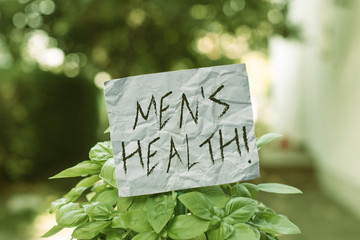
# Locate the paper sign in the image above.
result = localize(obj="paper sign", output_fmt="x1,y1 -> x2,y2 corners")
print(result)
104,64 -> 259,197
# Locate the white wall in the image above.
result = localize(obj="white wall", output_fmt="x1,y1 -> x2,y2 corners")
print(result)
270,0 -> 360,218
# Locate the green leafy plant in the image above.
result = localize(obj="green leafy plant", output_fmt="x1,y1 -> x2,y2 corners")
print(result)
43,133 -> 301,240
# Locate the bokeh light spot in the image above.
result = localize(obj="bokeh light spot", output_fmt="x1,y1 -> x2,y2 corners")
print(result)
190,5 -> 212,20
25,2 -> 40,14
39,0 -> 56,15
127,8 -> 146,28
42,48 -> 64,67
268,9 -> 283,24
12,12 -> 28,28
94,72 -> 111,89
27,12 -> 42,28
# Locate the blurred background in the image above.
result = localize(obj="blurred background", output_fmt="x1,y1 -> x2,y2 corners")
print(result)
0,0 -> 359,239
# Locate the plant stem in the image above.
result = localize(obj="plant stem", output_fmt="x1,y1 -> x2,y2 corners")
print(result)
175,190 -> 185,215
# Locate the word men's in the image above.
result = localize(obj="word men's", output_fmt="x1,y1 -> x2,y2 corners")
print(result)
104,64 -> 259,197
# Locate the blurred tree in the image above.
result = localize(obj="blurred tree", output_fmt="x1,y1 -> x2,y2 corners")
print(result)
0,69 -> 98,181
0,0 -> 298,181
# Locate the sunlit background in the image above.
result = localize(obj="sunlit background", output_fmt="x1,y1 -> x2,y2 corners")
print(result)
1,0 -> 359,239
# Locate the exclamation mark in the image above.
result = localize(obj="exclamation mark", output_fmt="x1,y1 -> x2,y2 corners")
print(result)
242,126 -> 251,164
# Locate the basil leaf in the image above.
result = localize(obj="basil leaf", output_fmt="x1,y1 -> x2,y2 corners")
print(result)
72,221 -> 110,239
104,127 -> 110,133
251,227 -> 261,240
132,230 -> 160,240
207,221 -> 234,240
178,192 -> 214,220
258,183 -> 302,194
228,223 -> 257,240
84,202 -> 114,220
101,228 -> 126,240
64,186 -> 88,202
100,158 -> 117,188
96,189 -> 118,206
117,196 -> 134,212
121,209 -> 152,233
65,176 -> 101,202
243,183 -> 259,199
224,197 -> 257,223
129,195 -> 147,210
50,160 -> 102,179
256,133 -> 282,150
41,225 -> 63,238
231,184 -> 252,198
76,175 -> 101,188
146,192 -> 176,233
49,198 -> 67,214
112,214 -> 128,229
187,233 -> 207,240
193,185 -> 228,208
89,141 -> 113,161
92,180 -> 108,192
56,203 -> 88,227
232,183 -> 259,199
168,215 -> 209,240
253,212 -> 301,234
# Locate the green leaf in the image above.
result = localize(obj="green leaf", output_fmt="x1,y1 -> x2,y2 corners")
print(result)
121,209 -> 152,233
256,133 -> 282,150
89,141 -> 113,161
252,227 -> 261,240
56,203 -> 88,227
101,228 -> 125,240
84,201 -> 114,220
100,158 -> 118,188
41,225 -> 63,238
227,223 -> 257,240
193,185 -> 228,208
146,192 -> 176,233
112,214 -> 128,229
168,215 -> 209,240
129,195 -> 147,210
209,215 -> 222,229
243,183 -> 259,198
104,127 -> 110,133
50,160 -> 102,179
186,233 -> 207,240
231,183 -> 259,199
49,198 -> 67,214
92,180 -> 108,192
76,175 -> 101,188
117,196 -> 133,212
96,189 -> 118,206
253,212 -> 301,234
212,206 -> 225,218
207,222 -> 234,240
231,184 -> 251,198
64,176 -> 101,202
132,230 -> 160,240
225,197 -> 257,223
64,186 -> 88,202
72,221 -> 111,239
178,192 -> 214,220
86,192 -> 96,201
258,183 -> 302,194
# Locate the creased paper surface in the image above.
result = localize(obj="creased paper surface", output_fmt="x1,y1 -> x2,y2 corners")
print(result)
104,64 -> 259,197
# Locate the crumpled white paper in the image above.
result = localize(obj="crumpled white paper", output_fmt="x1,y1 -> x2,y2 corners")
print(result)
104,64 -> 259,197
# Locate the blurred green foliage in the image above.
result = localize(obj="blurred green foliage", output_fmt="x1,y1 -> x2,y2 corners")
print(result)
0,0 -> 297,181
